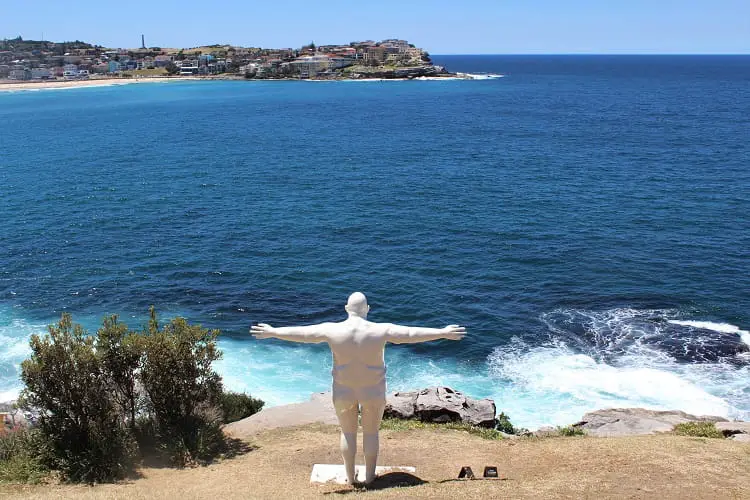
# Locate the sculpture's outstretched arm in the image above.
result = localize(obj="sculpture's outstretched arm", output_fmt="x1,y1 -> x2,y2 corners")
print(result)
384,324 -> 466,344
251,323 -> 331,344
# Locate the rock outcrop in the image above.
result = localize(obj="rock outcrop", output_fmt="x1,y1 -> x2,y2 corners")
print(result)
223,392 -> 338,437
715,421 -> 750,436
573,408 -> 727,437
385,387 -> 496,428
715,421 -> 750,442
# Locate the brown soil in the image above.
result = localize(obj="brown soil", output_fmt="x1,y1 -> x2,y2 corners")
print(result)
2,424 -> 748,499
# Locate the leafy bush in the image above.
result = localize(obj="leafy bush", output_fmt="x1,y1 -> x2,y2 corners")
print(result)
673,422 -> 724,438
139,308 -> 225,465
556,425 -> 586,437
96,315 -> 143,433
16,308 -> 259,481
494,412 -> 515,434
220,391 -> 264,424
0,428 -> 48,484
19,314 -> 136,483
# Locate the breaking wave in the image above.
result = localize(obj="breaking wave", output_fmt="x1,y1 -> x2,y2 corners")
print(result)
486,308 -> 749,427
2,306 -> 748,430
0,313 -> 43,402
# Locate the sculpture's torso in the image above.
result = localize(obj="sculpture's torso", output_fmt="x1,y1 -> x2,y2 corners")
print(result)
327,317 -> 388,397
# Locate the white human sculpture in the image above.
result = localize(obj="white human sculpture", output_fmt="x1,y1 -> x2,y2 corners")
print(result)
251,292 -> 466,485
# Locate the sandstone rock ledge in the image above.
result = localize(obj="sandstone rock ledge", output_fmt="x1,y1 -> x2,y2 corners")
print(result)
572,408 -> 728,437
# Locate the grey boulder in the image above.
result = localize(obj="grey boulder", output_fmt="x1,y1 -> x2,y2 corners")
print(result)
573,408 -> 727,437
385,387 -> 496,428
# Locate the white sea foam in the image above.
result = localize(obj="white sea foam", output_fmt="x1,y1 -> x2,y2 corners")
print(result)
487,339 -> 742,427
2,308 -> 748,429
215,308 -> 750,429
669,320 -> 744,334
668,320 -> 750,344
0,315 -> 46,403
456,72 -> 505,80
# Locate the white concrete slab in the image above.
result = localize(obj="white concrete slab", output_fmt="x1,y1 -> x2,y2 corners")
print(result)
310,464 -> 417,484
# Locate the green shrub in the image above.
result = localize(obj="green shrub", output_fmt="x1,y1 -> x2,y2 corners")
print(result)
19,314 -> 136,483
673,422 -> 724,438
494,412 -> 515,434
139,308 -> 225,465
556,425 -> 586,437
96,315 -> 144,433
220,391 -> 265,424
0,428 -> 48,484
17,309 -> 258,479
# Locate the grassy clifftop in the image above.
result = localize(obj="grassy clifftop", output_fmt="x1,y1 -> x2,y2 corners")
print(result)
3,424 -> 748,499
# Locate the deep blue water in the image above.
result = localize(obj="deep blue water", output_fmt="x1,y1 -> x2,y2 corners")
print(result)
1,55 -> 749,427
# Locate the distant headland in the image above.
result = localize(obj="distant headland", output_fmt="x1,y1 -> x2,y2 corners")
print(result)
0,36 -> 460,84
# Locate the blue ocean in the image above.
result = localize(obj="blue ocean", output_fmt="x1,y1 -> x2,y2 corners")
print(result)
1,55 -> 749,428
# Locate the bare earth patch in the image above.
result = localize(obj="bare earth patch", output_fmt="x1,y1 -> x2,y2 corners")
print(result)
2,424 -> 748,499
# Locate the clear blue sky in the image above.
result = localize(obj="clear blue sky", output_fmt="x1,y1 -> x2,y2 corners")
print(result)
2,0 -> 749,54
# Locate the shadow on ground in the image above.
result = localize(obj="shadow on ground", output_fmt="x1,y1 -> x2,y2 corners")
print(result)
139,436 -> 258,469
326,472 -> 427,495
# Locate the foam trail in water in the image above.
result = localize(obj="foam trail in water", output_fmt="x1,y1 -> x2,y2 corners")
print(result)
668,320 -> 750,347
456,73 -> 505,80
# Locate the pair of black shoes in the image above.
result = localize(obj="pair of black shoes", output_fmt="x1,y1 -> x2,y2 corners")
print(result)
458,465 -> 498,479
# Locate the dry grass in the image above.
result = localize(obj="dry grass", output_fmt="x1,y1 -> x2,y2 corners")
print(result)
2,424 -> 748,499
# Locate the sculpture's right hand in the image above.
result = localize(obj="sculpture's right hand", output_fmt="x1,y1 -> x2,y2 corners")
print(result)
251,323 -> 275,339
442,325 -> 466,340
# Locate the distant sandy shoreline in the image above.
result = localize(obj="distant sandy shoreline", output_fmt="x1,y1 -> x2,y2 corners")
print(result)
0,73 -> 502,93
0,76 -> 202,92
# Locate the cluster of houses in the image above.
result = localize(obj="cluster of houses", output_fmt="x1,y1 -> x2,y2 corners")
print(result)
0,37 -> 431,81
240,39 -> 429,78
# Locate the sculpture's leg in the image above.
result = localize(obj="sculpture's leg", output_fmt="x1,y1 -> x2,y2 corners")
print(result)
333,399 -> 359,484
360,398 -> 386,484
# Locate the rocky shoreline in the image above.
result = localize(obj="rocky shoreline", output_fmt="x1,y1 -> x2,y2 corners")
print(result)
221,386 -> 750,441
7,386 -> 749,441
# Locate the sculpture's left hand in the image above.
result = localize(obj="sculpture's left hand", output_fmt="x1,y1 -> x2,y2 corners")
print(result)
442,325 -> 466,340
251,323 -> 275,339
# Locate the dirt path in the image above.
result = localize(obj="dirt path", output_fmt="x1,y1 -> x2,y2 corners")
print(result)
3,425 -> 749,499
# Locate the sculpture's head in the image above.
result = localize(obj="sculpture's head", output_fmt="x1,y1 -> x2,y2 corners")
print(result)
345,292 -> 369,318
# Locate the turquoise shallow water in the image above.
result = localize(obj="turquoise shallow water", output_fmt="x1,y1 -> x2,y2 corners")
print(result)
1,55 -> 749,427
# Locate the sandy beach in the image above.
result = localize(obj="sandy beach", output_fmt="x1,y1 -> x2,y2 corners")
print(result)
0,77 -> 197,92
